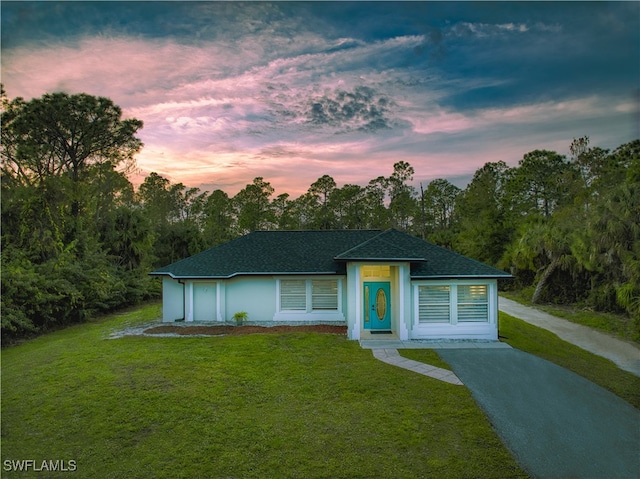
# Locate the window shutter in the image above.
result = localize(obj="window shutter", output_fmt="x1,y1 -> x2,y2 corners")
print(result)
281,280 -> 306,310
457,285 -> 488,322
418,285 -> 450,322
311,280 -> 338,310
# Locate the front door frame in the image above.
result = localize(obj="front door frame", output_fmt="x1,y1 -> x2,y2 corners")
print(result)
363,281 -> 392,330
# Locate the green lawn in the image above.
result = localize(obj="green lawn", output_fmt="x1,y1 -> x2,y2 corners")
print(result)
1,303 -> 526,479
398,349 -> 453,371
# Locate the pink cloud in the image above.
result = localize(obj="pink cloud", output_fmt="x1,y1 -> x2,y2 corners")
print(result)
3,32 -> 635,200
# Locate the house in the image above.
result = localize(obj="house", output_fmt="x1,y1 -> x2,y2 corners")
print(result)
150,229 -> 511,341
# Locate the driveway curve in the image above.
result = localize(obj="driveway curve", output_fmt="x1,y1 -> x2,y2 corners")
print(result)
438,348 -> 640,479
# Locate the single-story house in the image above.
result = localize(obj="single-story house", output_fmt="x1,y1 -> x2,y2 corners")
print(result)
150,228 -> 511,341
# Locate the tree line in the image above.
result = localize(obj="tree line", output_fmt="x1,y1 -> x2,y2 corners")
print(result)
2,91 -> 638,342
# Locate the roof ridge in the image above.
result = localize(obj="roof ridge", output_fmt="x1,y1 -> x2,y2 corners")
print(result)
333,229 -> 389,258
334,228 -> 426,261
368,229 -> 429,260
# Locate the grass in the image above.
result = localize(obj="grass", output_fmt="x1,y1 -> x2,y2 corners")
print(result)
1,303 -> 526,479
499,312 -> 640,409
501,290 -> 639,343
398,349 -> 453,370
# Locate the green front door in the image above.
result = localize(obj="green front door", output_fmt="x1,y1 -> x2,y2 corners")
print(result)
364,282 -> 391,330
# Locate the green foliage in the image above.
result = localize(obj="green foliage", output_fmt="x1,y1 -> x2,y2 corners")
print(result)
419,178 -> 460,247
505,149 -> 576,218
2,92 -> 142,187
203,189 -> 234,245
309,174 -> 337,229
455,161 -> 512,264
1,250 -> 46,335
388,161 -> 417,230
234,177 -> 276,234
493,139 -> 639,318
1,91 -> 154,343
577,180 -> 640,320
233,311 -> 248,324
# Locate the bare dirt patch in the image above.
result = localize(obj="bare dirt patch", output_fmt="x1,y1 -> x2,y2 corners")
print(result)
144,324 -> 347,336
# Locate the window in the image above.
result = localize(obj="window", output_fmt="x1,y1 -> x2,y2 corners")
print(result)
418,285 -> 450,323
279,279 -> 339,312
417,283 -> 490,324
280,280 -> 306,310
362,265 -> 391,278
311,280 -> 338,310
457,285 -> 488,322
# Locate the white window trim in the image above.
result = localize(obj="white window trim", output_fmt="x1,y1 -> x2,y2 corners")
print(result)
413,280 -> 493,327
274,277 -> 345,321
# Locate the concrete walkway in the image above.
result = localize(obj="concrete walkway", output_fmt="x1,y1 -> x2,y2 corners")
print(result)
499,297 -> 640,376
371,348 -> 463,385
364,339 -> 510,383
360,338 -> 512,350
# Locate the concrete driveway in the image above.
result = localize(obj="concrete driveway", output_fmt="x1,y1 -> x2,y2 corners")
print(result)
499,297 -> 640,376
438,348 -> 640,479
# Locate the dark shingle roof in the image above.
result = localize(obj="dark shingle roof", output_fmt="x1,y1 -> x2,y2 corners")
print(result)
150,229 -> 510,279
334,229 -> 426,261
151,230 -> 380,278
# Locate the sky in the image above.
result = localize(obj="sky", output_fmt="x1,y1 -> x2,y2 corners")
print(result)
2,1 -> 639,197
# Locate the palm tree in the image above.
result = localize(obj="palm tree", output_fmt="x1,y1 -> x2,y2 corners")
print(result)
508,219 -> 576,304
578,182 -> 640,318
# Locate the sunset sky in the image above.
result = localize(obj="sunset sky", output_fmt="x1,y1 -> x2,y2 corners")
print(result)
2,1 -> 638,197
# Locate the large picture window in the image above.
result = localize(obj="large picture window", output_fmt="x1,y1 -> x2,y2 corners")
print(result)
417,283 -> 490,325
279,279 -> 339,312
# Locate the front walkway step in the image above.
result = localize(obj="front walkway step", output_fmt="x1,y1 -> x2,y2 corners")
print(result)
372,348 -> 463,385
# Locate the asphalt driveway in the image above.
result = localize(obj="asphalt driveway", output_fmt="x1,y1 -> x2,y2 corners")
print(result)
437,348 -> 640,479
